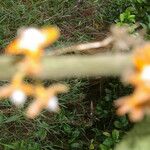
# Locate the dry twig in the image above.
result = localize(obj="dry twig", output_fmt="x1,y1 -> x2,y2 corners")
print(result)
47,36 -> 113,56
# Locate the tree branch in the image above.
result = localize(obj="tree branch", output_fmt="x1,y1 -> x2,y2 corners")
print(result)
0,53 -> 132,80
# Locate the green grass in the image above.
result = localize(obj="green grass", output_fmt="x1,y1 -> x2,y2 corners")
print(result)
0,0 -> 131,149
0,79 -> 131,149
0,0 -> 129,48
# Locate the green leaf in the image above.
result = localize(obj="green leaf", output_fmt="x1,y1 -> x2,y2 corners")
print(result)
70,143 -> 81,149
4,115 -> 21,123
63,124 -> 72,134
112,130 -> 120,140
103,138 -> 114,147
120,14 -> 125,22
89,143 -> 95,150
0,114 -> 4,123
99,144 -> 108,150
137,0 -> 144,3
35,128 -> 47,140
128,15 -> 135,22
89,139 -> 95,150
103,132 -> 111,137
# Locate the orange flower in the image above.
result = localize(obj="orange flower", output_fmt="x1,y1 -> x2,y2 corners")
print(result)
115,86 -> 150,122
5,26 -> 60,59
0,71 -> 69,118
133,44 -> 150,71
115,43 -> 150,122
5,26 -> 60,75
0,25 -> 70,119
26,83 -> 69,119
0,73 -> 34,107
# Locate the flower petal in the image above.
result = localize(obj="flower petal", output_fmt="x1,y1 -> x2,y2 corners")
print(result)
41,26 -> 60,47
47,96 -> 60,112
0,85 -> 12,98
26,99 -> 45,119
10,89 -> 26,107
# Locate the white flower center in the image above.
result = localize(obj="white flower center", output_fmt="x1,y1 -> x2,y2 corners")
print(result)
141,66 -> 150,81
19,28 -> 45,51
47,96 -> 59,112
10,90 -> 26,107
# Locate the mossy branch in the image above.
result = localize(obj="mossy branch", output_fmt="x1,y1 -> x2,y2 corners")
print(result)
0,53 -> 132,80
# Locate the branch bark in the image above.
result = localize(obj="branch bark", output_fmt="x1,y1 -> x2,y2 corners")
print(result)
0,53 -> 132,80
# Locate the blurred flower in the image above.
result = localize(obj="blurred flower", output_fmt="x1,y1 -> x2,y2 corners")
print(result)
0,73 -> 34,107
0,25 -> 70,119
0,73 -> 69,118
5,26 -> 60,75
10,89 -> 27,107
5,26 -> 60,58
115,87 -> 150,122
115,44 -> 150,122
26,83 -> 69,119
47,96 -> 59,112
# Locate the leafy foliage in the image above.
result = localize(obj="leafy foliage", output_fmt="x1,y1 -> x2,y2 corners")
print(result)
116,0 -> 150,36
115,116 -> 150,150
